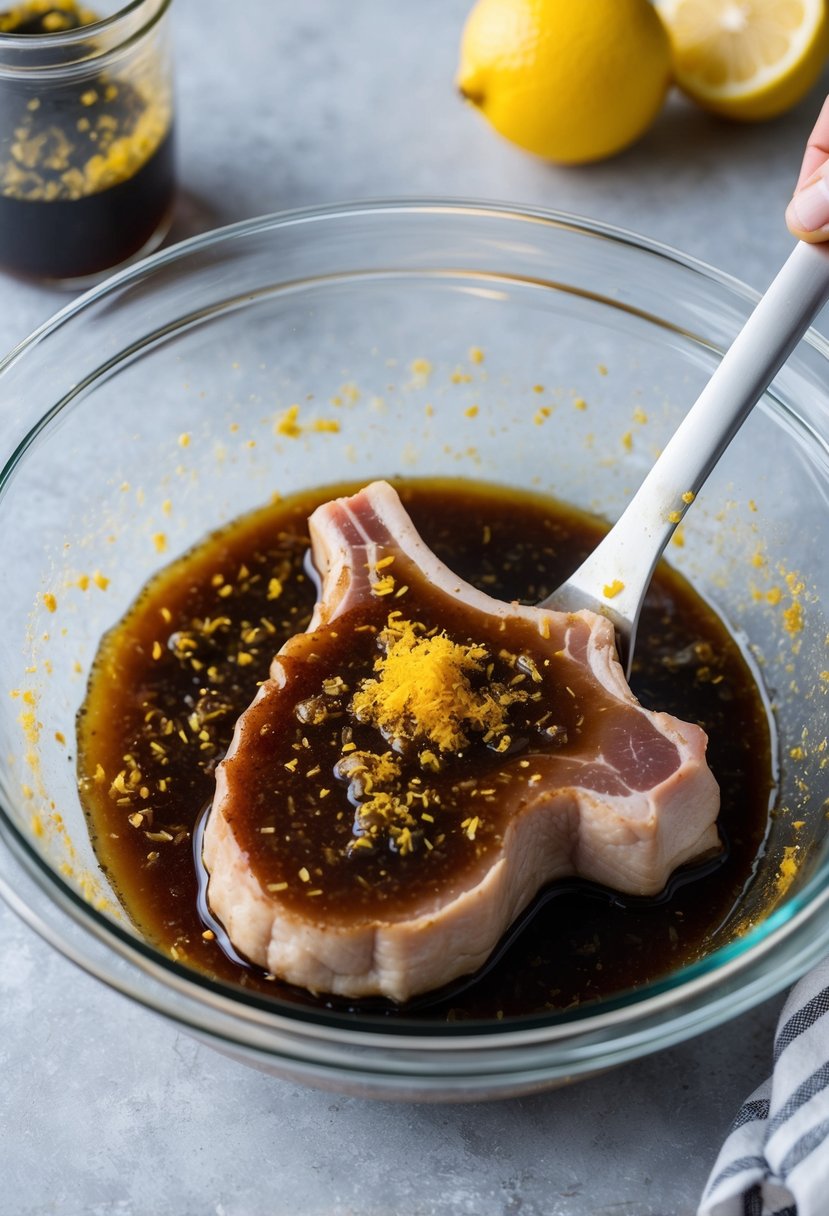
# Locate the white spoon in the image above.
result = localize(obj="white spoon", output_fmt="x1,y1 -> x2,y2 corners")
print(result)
540,239 -> 829,675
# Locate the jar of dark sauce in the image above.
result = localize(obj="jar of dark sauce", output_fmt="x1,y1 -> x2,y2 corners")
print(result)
0,0 -> 175,284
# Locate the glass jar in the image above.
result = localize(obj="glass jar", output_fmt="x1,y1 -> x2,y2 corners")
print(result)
0,0 -> 174,284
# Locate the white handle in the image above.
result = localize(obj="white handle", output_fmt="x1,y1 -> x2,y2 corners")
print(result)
545,240 -> 829,633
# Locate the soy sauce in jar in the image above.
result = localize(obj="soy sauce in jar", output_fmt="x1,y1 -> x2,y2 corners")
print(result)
0,0 -> 175,283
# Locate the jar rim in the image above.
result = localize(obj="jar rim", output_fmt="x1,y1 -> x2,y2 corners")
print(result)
0,0 -> 171,73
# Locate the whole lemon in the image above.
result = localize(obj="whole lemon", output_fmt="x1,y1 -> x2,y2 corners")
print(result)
457,0 -> 672,164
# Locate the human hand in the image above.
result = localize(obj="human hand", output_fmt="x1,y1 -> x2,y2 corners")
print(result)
786,96 -> 829,241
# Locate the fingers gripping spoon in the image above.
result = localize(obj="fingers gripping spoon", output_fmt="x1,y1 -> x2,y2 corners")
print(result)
541,240 -> 829,676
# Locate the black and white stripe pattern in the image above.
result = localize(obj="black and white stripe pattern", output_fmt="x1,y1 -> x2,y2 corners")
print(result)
699,959 -> 829,1215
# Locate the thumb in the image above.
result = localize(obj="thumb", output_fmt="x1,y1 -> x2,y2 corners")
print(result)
786,163 -> 829,242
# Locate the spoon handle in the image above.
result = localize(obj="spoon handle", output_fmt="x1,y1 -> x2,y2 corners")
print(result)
541,240 -> 829,670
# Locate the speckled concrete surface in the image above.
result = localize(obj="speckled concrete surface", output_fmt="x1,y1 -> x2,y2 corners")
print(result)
1,1 -> 827,1212
0,910 -> 787,1216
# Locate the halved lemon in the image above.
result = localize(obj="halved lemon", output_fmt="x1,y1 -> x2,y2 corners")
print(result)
655,0 -> 829,120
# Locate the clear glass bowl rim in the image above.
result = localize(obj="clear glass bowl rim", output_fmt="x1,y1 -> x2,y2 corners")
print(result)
2,198 -> 829,1062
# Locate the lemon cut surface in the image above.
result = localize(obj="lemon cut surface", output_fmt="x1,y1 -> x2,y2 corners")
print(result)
656,0 -> 829,119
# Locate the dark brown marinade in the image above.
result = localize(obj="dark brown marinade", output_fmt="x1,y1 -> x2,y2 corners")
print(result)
0,131 -> 173,279
0,1 -> 174,280
76,480 -> 774,1021
216,565 -> 696,922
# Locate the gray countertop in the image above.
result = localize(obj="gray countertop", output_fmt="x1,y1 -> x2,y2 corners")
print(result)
2,2 -> 826,1212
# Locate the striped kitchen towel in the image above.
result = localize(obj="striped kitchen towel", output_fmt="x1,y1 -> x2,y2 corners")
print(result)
699,957 -> 829,1216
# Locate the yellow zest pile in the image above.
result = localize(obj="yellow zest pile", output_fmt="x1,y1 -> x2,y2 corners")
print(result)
350,615 -> 523,752
330,613 -> 543,858
0,0 -> 97,31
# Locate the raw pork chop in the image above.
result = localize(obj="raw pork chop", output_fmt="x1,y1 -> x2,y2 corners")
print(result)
203,480 -> 720,1002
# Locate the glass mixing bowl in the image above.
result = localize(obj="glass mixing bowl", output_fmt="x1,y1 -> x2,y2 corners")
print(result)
2,201 -> 829,1101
